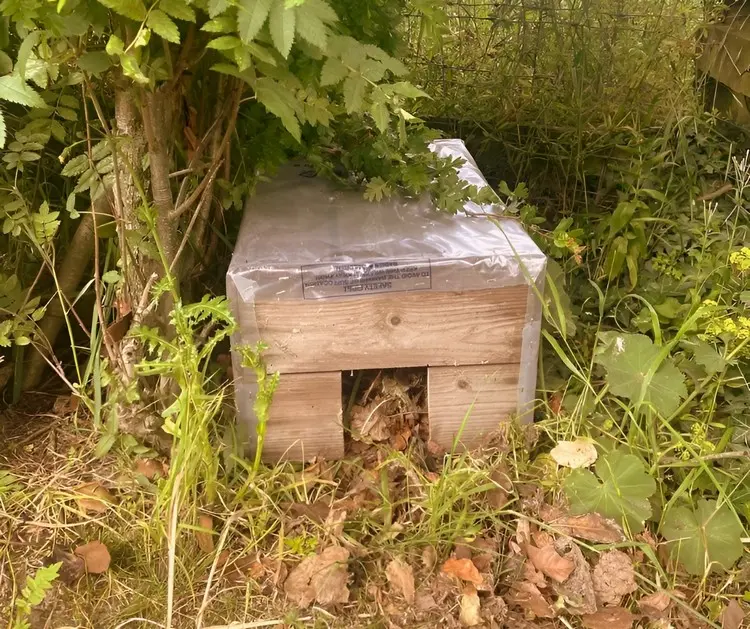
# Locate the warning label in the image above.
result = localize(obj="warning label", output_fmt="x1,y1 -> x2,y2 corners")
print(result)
301,259 -> 432,299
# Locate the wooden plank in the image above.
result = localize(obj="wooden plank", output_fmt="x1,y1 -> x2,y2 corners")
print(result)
249,286 -> 529,374
255,371 -> 344,462
427,364 -> 520,449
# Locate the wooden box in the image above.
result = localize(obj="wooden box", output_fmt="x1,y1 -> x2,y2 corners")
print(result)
227,140 -> 546,461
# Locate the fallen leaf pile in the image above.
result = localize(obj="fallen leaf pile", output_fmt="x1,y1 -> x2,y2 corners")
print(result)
283,545 -> 351,608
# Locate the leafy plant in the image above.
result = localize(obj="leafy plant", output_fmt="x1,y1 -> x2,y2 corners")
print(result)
12,562 -> 61,629
662,499 -> 744,576
564,450 -> 657,533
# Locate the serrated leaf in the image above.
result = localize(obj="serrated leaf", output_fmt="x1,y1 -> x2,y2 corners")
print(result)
207,0 -> 230,16
269,0 -> 295,57
369,101 -> 388,133
295,0 -> 335,50
96,0 -> 147,21
66,192 -> 78,217
147,10 -> 180,43
207,35 -> 242,50
564,450 -> 656,532
0,110 -> 6,150
0,75 -> 46,108
159,0 -> 195,21
78,52 -> 112,75
682,338 -> 725,375
246,42 -> 277,65
662,500 -> 743,575
385,81 -> 430,99
202,16 -> 235,32
343,74 -> 367,113
254,77 -> 300,141
594,332 -> 686,417
15,31 -> 40,81
320,56 -> 347,86
237,0 -> 272,44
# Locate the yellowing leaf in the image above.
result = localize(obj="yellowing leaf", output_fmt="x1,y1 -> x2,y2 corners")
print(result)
147,10 -> 180,43
550,439 -> 598,469
269,0 -> 295,57
238,0 -> 272,44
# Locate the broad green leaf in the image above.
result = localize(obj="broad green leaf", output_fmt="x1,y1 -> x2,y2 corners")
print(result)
208,0 -> 230,17
159,0 -> 196,21
120,54 -> 149,85
320,56 -> 347,86
594,331 -> 686,417
254,77 -> 300,141
662,500 -> 743,575
370,101 -> 388,133
295,0 -> 336,50
147,10 -> 180,43
269,0 -> 295,57
132,28 -> 151,48
564,449 -> 656,532
207,35 -> 242,50
246,42 -> 277,65
343,74 -> 367,113
237,0 -> 272,44
78,52 -> 112,75
0,109 -> 6,150
96,0 -> 147,21
0,75 -> 46,108
106,35 -> 125,56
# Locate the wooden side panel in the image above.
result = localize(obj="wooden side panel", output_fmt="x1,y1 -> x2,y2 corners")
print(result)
259,371 -> 344,462
427,364 -> 520,449
251,286 -> 529,374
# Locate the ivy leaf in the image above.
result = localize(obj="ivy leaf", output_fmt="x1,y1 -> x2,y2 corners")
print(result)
295,0 -> 336,50
269,0 -> 295,57
0,109 -> 6,150
207,0 -> 230,17
343,74 -> 367,114
78,52 -> 112,75
254,77 -> 300,141
147,10 -> 180,43
662,500 -> 743,575
159,0 -> 195,21
96,0 -> 147,21
369,101 -> 388,133
564,450 -> 656,532
237,0 -> 272,44
320,57 -> 347,86
0,75 -> 46,108
594,332 -> 686,417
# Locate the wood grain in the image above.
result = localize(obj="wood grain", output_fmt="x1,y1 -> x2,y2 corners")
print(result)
249,286 -> 529,373
255,371 -> 344,462
427,363 -> 520,449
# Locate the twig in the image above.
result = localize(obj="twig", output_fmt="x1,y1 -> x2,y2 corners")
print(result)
169,158 -> 224,220
696,182 -> 733,202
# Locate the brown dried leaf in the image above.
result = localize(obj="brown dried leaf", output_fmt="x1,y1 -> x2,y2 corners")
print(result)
551,540 -> 597,614
284,546 -> 350,608
195,514 -> 214,553
593,550 -> 637,606
385,557 -> 415,604
74,540 -> 111,574
526,543 -> 574,583
523,560 -> 547,588
76,482 -> 114,514
506,581 -> 556,618
351,401 -> 391,442
416,591 -> 437,612
47,548 -> 85,585
487,463 -> 513,509
550,439 -> 598,468
422,545 -> 437,571
426,439 -> 445,456
515,517 -> 531,546
459,584 -> 482,627
638,590 -> 672,618
539,505 -> 625,544
582,607 -> 635,629
441,557 -> 483,585
722,600 -> 745,629
135,458 -> 166,480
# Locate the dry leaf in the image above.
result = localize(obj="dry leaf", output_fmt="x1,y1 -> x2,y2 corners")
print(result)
53,395 -> 79,414
550,439 -> 598,468
551,540 -> 596,614
505,581 -> 556,618
638,590 -> 672,618
722,600 -> 745,629
134,458 -> 166,480
351,401 -> 391,441
74,540 -> 111,574
593,550 -> 637,606
523,560 -> 547,588
487,463 -> 513,508
76,482 -> 114,514
515,517 -> 531,546
422,545 -> 438,570
459,584 -> 482,627
195,514 -> 214,553
526,543 -> 574,583
582,607 -> 635,629
284,546 -> 350,608
47,548 -> 85,585
539,505 -> 625,543
442,557 -> 483,585
385,557 -> 415,604
416,591 -> 437,612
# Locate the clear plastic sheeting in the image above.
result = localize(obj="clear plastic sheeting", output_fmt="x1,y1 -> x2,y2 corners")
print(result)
227,139 -> 547,435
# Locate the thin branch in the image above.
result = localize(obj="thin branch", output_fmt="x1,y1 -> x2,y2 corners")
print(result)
169,158 -> 224,220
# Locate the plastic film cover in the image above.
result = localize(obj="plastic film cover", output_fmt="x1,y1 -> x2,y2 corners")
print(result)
227,139 -> 547,435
